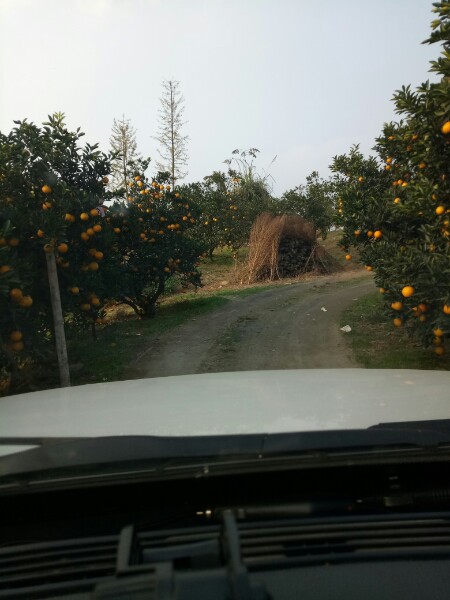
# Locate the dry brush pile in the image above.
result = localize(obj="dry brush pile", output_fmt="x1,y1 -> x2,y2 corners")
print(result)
242,213 -> 340,284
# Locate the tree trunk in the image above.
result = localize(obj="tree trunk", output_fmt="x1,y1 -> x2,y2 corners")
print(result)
46,252 -> 71,387
170,83 -> 176,189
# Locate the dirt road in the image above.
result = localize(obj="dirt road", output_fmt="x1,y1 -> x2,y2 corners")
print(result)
129,272 -> 374,378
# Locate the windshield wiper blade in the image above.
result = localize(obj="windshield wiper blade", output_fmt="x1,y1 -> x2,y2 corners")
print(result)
2,420 -> 450,481
0,436 -> 85,447
0,434 -> 266,479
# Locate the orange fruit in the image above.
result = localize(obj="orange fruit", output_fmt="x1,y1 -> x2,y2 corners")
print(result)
401,286 -> 414,298
70,287 -> 80,295
345,254 -> 352,261
385,165 -> 391,171
135,175 -> 141,181
394,197 -> 401,204
88,262 -> 99,271
374,230 -> 382,239
41,184 -> 52,194
441,121 -> 450,134
11,341 -> 24,352
386,157 -> 392,164
367,231 -> 373,238
379,288 -> 386,294
358,176 -> 363,182
80,232 -> 89,241
86,228 -> 95,236
9,331 -> 23,342
393,317 -> 403,327
91,297 -> 100,306
57,243 -> 69,253
10,288 -> 23,301
9,238 -> 20,247
418,303 -> 427,313
0,265 -> 11,274
436,206 -> 445,215
433,336 -> 443,345
137,180 -> 143,187
19,295 -> 33,307
43,243 -> 54,253
65,213 -> 75,222
0,238 -> 6,246
443,305 -> 450,315
90,208 -> 99,217
354,230 -> 361,236
37,229 -> 45,238
366,266 -> 373,271
94,251 -> 103,260
434,328 -> 444,337
80,212 -> 89,221
418,162 -> 426,169
401,182 -> 408,187
434,346 -> 445,356
391,301 -> 403,311
114,228 -> 121,234
419,315 -> 427,322
80,303 -> 91,312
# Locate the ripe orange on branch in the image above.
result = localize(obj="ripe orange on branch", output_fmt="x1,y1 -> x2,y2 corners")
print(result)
19,295 -> 33,307
441,121 -> 450,134
9,331 -> 23,342
391,301 -> 403,311
10,288 -> 23,301
401,286 -> 414,298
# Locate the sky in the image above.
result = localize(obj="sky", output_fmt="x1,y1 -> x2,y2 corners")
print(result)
0,0 -> 439,195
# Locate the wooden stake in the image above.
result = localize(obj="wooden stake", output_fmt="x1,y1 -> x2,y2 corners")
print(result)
46,252 -> 71,387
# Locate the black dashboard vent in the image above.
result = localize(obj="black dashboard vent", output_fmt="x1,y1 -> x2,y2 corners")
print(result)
238,514 -> 450,568
1,513 -> 450,598
0,535 -> 118,598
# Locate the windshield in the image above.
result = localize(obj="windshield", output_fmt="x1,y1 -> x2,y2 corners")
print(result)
1,0 -> 450,466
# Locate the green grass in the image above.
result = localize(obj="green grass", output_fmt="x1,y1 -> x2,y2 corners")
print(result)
197,246 -> 248,287
319,229 -> 363,270
341,292 -> 450,370
67,284 -> 272,387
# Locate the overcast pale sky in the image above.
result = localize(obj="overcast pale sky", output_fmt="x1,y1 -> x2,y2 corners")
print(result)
0,0 -> 438,195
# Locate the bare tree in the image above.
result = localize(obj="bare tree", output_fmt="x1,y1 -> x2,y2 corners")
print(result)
109,115 -> 140,197
153,80 -> 189,188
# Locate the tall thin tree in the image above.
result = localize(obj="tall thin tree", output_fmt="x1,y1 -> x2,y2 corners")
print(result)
153,80 -> 189,188
109,115 -> 140,197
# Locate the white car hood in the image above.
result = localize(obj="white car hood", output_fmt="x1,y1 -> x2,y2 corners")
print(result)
1,369 -> 450,457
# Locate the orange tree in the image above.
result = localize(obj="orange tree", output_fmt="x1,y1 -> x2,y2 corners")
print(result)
104,172 -> 205,316
180,173 -> 239,258
276,171 -> 337,239
0,113 -> 112,388
331,2 -> 450,355
181,151 -> 275,255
